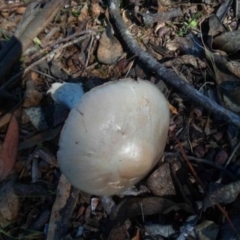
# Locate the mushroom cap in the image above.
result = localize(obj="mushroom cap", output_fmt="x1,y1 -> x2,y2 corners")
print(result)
57,78 -> 170,196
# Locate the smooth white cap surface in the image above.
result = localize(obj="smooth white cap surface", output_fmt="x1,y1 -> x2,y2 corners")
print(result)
57,78 -> 170,196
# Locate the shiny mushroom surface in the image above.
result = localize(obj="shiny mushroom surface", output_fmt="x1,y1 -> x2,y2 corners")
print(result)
57,78 -> 170,196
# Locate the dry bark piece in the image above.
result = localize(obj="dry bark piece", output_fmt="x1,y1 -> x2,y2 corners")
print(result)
97,22 -> 123,65
147,162 -> 177,197
47,174 -> 71,240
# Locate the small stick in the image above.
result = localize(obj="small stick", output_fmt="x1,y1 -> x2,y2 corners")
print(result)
85,35 -> 94,67
173,135 -> 205,188
25,30 -> 97,64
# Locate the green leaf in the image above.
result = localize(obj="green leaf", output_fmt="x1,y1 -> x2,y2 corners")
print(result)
33,37 -> 42,46
189,20 -> 197,27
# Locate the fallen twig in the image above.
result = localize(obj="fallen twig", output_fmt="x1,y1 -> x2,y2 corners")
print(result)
108,0 -> 240,128
173,135 -> 205,188
164,152 -> 237,180
0,2 -> 27,11
25,30 -> 97,64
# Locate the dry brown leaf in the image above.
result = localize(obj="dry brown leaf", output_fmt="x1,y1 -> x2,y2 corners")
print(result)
169,103 -> 178,114
0,18 -> 17,31
78,3 -> 89,22
226,61 -> 240,78
89,0 -> 104,19
23,80 -> 43,108
0,10 -> 9,18
76,205 -> 85,218
16,6 -> 26,14
19,126 -> 62,150
97,23 -> 123,65
157,0 -> 173,7
122,10 -> 129,24
0,114 -> 19,181
164,55 -> 206,69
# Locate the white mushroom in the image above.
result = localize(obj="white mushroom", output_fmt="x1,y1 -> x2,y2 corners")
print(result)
57,78 -> 170,196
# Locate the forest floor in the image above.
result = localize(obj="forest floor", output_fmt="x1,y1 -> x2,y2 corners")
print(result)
0,0 -> 240,239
